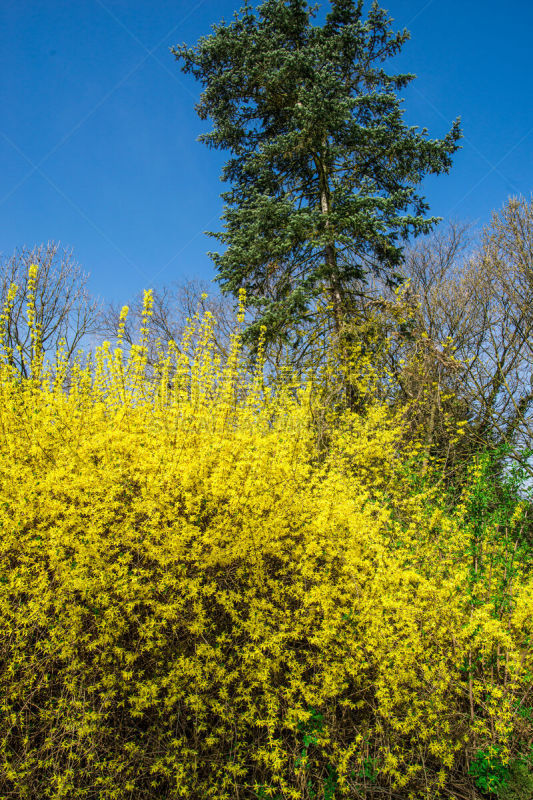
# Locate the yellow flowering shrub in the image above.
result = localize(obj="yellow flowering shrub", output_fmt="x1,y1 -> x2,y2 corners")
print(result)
0,273 -> 532,799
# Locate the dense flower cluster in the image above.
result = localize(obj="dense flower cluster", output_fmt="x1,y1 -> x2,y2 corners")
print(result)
0,276 -> 532,799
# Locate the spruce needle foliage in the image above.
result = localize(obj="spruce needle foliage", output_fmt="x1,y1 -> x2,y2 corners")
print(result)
173,0 -> 461,348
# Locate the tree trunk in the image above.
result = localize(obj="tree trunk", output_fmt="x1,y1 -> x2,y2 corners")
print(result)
315,151 -> 343,332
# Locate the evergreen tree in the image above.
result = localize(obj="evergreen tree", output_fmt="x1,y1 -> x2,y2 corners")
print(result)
173,0 -> 461,348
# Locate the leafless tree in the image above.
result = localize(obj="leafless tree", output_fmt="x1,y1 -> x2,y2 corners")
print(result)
98,278 -> 237,365
392,198 -> 533,474
0,242 -> 101,377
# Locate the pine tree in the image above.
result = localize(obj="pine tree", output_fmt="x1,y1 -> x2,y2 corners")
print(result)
173,0 -> 461,349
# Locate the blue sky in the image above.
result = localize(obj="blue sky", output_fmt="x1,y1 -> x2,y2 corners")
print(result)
1,0 -> 532,306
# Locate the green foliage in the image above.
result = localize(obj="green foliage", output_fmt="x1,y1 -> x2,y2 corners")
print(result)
468,742 -> 533,799
498,752 -> 533,800
460,447 -> 533,618
173,0 -> 461,349
359,756 -> 379,784
469,747 -> 510,795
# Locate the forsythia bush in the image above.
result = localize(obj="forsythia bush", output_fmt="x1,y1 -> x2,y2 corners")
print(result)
1,269 -> 532,799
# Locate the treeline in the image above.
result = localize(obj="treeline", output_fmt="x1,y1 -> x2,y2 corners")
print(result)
5,194 -> 533,481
